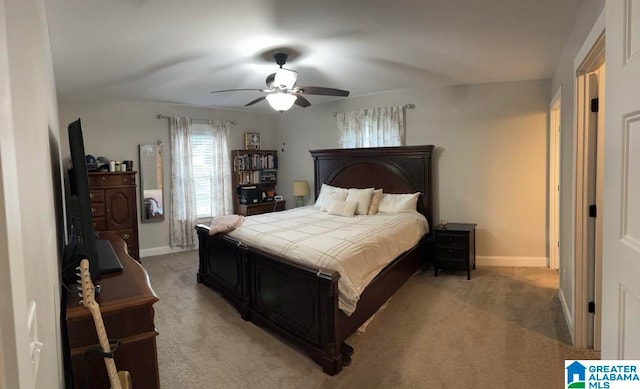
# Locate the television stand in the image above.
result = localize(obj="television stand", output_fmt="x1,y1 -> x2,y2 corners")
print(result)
65,231 -> 159,388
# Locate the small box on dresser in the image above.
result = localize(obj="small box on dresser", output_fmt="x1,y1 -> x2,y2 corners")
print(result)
88,171 -> 140,261
433,222 -> 477,280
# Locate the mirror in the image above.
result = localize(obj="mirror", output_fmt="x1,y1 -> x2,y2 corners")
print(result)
139,144 -> 164,223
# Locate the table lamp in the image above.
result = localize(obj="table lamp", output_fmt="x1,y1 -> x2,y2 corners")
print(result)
292,180 -> 310,207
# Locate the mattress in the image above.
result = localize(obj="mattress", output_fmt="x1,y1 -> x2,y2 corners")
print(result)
226,206 -> 429,315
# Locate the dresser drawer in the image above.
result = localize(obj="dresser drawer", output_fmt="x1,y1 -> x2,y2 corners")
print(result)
434,232 -> 467,248
92,217 -> 106,231
90,203 -> 105,217
436,247 -> 467,262
89,173 -> 135,187
113,229 -> 138,247
239,201 -> 285,216
89,190 -> 104,202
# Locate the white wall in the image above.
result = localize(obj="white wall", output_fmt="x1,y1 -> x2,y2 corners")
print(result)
57,100 -> 279,255
550,0 -> 605,341
0,0 -> 65,387
278,79 -> 550,265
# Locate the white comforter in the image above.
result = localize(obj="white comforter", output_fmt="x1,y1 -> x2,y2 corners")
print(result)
226,206 -> 429,315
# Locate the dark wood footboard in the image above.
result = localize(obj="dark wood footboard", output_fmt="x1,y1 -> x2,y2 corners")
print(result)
196,225 -> 347,374
196,225 -> 430,375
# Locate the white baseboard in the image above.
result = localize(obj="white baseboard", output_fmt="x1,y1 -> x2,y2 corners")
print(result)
475,256 -> 547,267
140,245 -> 197,258
558,287 -> 575,345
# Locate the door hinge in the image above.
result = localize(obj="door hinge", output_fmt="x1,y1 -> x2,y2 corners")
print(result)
588,301 -> 595,313
591,98 -> 599,113
589,204 -> 597,218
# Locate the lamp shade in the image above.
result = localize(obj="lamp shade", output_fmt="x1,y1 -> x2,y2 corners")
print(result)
266,93 -> 297,112
292,180 -> 310,196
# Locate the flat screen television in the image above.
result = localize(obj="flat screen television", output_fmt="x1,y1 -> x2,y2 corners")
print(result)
65,118 -> 122,282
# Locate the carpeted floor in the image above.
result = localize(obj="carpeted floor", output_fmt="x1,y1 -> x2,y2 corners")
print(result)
142,250 -> 599,388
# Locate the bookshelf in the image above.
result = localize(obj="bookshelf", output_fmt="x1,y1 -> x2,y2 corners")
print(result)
232,149 -> 285,215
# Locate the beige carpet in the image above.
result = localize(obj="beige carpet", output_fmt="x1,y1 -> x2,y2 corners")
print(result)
142,250 -> 599,388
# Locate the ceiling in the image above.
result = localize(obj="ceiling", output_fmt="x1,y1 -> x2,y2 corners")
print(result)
44,0 -> 583,111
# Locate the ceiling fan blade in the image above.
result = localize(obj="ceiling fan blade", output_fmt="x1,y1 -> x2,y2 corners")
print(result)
211,88 -> 264,94
245,96 -> 266,107
297,86 -> 350,97
294,95 -> 311,108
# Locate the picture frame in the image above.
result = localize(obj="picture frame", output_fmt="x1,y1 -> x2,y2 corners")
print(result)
244,132 -> 261,150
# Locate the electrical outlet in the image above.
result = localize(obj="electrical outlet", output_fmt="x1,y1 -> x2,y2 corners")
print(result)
27,301 -> 43,376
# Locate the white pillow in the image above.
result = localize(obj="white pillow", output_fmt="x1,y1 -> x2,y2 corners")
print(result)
320,191 -> 348,212
345,188 -> 374,215
314,183 -> 348,209
378,192 -> 421,213
326,199 -> 358,217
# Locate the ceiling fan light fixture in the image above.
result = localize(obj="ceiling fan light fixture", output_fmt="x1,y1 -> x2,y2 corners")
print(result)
266,93 -> 297,112
274,68 -> 297,89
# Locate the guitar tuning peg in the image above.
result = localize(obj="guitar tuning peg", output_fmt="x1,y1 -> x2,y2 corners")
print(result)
76,286 -> 82,291
77,292 -> 83,298
75,266 -> 80,270
76,272 -> 81,277
78,299 -> 83,305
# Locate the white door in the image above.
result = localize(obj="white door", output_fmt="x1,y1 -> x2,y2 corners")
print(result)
601,1 -> 640,359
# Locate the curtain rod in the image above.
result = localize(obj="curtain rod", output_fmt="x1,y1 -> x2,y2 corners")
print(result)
332,103 -> 415,117
156,114 -> 238,125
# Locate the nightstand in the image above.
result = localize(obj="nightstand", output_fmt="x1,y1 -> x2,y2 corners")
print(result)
237,200 -> 285,216
433,223 -> 477,280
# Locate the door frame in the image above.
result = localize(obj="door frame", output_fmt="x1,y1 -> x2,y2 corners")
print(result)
549,87 -> 562,270
573,15 -> 605,349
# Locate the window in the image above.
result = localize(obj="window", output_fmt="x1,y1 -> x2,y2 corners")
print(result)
191,124 -> 214,218
189,121 -> 233,219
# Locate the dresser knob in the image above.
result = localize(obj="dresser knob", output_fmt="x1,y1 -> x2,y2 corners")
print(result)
121,233 -> 130,240
90,193 -> 95,199
91,207 -> 95,213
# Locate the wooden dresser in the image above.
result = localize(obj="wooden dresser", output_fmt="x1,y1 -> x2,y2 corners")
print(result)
66,231 -> 159,388
88,171 -> 139,260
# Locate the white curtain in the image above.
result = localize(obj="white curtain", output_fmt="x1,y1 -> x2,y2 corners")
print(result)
169,116 -> 197,248
204,120 -> 233,217
337,106 -> 406,148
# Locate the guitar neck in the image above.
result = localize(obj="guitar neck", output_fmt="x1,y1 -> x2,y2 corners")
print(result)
89,307 -> 122,389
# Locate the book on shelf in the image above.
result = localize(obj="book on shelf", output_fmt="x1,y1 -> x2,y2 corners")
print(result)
234,152 -> 277,171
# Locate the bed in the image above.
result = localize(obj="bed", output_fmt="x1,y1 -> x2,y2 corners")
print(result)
143,189 -> 164,219
195,145 -> 434,375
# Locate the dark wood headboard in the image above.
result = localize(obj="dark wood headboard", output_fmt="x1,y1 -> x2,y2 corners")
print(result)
309,145 -> 435,229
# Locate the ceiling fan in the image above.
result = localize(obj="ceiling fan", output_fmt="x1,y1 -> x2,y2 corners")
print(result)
211,53 -> 350,112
